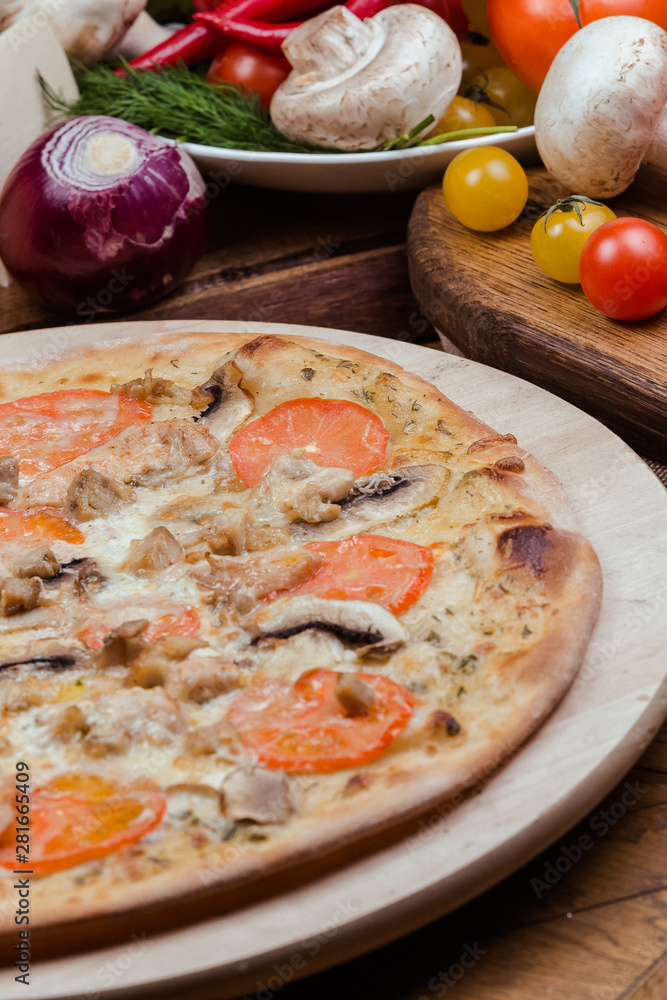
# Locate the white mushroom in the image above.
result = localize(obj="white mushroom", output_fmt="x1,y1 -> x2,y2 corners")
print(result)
270,3 -> 462,151
249,595 -> 407,653
534,16 -> 667,198
0,0 -> 147,64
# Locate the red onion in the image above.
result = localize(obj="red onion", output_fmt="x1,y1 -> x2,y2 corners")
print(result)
0,116 -> 207,317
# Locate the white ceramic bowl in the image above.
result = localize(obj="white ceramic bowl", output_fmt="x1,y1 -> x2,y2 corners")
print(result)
168,126 -> 538,194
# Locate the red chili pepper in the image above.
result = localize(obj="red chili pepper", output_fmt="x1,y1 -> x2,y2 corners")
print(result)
199,0 -> 397,51
119,22 -> 222,73
124,0 -> 398,71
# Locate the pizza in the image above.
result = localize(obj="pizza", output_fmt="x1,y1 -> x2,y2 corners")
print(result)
0,330 -> 602,945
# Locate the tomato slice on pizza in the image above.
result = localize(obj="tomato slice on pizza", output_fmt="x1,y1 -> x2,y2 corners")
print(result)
0,389 -> 152,478
0,774 -> 165,874
78,604 -> 201,649
289,534 -> 434,615
0,508 -> 84,545
229,398 -> 389,486
228,668 -> 415,773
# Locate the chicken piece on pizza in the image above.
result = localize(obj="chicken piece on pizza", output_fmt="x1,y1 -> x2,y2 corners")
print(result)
15,419 -> 219,508
248,450 -> 355,524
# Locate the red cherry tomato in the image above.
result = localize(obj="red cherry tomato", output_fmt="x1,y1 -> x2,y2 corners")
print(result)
579,218 -> 667,321
486,0 -> 667,93
207,42 -> 291,107
417,0 -> 469,38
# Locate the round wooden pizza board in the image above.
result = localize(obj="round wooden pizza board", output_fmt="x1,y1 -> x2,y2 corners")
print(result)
1,320 -> 666,1000
407,166 -> 667,463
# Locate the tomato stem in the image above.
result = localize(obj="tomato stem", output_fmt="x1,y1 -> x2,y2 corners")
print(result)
541,194 -> 606,231
567,0 -> 582,30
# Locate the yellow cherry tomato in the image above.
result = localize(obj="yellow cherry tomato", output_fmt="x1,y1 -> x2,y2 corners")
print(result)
470,67 -> 537,128
460,36 -> 504,82
430,96 -> 496,136
530,198 -> 618,284
443,146 -> 528,232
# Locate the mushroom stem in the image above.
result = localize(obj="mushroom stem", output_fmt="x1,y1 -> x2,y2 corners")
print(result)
109,11 -> 176,61
283,6 -> 383,79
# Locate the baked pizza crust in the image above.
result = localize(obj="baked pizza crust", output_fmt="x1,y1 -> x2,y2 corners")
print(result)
0,330 -> 602,950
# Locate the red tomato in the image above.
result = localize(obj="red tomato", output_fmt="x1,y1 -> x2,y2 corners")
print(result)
207,42 -> 291,107
486,0 -> 667,92
0,773 -> 165,874
284,534 -> 434,615
229,398 -> 389,487
417,0 -> 469,37
228,668 -> 415,773
77,604 -> 200,650
579,218 -> 667,321
0,508 -> 84,545
0,390 -> 152,479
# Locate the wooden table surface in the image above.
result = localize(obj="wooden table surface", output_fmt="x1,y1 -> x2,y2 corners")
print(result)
1,182 -> 666,1000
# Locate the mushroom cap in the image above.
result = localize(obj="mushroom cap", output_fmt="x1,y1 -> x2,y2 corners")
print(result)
195,360 -> 254,444
250,595 -> 407,650
1,0 -> 147,64
291,464 -> 450,542
271,4 -> 462,151
534,16 -> 667,198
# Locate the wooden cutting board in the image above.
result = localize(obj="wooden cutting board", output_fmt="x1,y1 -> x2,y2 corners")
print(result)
407,166 -> 667,462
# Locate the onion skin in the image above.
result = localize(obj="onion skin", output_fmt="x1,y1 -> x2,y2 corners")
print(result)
0,116 -> 207,316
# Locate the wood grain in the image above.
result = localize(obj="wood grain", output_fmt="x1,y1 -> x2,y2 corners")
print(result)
407,165 -> 667,462
0,186 -> 435,345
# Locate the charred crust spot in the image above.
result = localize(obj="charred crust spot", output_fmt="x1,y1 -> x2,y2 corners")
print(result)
497,525 -> 553,576
343,773 -> 373,795
494,456 -> 525,474
238,335 -> 290,358
428,710 -> 461,736
468,434 -> 518,454
259,622 -> 383,645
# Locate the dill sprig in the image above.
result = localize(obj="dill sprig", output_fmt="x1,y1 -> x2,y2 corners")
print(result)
41,61 -> 519,156
42,61 -> 327,154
